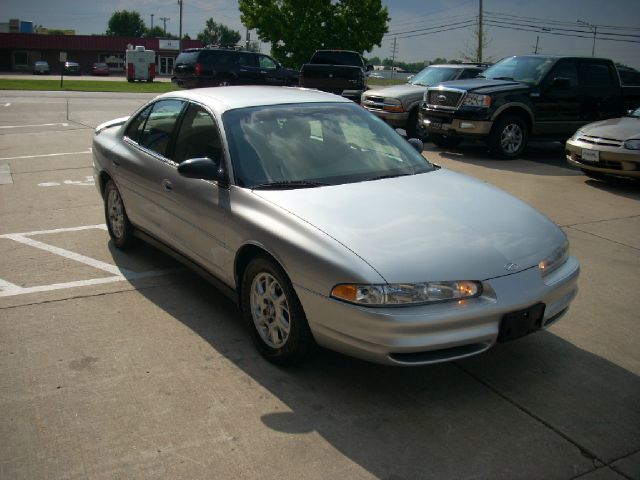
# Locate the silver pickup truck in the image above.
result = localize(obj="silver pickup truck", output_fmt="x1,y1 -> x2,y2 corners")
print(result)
361,63 -> 487,138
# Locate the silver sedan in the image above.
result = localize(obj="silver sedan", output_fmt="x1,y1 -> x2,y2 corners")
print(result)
92,86 -> 579,366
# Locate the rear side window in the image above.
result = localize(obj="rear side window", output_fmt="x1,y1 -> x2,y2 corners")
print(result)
138,100 -> 185,157
619,68 -> 640,86
581,62 -> 615,87
124,105 -> 152,143
175,51 -> 199,66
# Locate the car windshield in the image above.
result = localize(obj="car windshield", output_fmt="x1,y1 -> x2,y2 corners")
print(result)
223,102 -> 434,189
482,56 -> 555,85
410,67 -> 460,86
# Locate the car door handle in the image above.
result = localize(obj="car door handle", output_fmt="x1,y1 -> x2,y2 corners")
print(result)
161,179 -> 173,192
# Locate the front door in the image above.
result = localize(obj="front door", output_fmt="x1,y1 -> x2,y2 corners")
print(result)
159,56 -> 175,75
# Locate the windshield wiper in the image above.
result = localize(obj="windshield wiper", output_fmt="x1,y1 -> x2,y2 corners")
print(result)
251,180 -> 329,190
493,76 -> 515,81
369,172 -> 413,181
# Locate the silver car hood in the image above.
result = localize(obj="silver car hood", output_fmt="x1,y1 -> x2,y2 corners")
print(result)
364,83 -> 427,101
253,169 -> 564,283
581,116 -> 640,141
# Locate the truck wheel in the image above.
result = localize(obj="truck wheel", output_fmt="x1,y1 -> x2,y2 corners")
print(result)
406,109 -> 427,140
431,133 -> 461,148
489,115 -> 528,159
216,77 -> 233,87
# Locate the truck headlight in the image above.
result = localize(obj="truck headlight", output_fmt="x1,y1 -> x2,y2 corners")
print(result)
383,98 -> 404,113
462,93 -> 491,107
331,281 -> 481,306
623,139 -> 640,150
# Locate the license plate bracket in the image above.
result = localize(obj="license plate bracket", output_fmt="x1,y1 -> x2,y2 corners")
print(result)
498,303 -> 546,343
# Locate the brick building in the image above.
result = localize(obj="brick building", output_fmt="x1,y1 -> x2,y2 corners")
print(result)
0,33 -> 203,75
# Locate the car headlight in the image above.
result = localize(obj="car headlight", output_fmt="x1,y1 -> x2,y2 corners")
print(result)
383,98 -> 404,113
571,129 -> 585,140
331,280 -> 481,306
623,139 -> 640,150
462,93 -> 491,107
539,240 -> 569,277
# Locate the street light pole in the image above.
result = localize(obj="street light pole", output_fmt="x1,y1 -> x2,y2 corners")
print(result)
150,14 -> 154,30
178,0 -> 183,52
577,19 -> 597,56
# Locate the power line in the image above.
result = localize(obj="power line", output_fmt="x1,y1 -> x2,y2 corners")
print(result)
388,13 -> 472,30
485,10 -> 640,31
483,18 -> 640,39
385,18 -> 477,38
384,22 -> 479,41
483,21 -> 640,44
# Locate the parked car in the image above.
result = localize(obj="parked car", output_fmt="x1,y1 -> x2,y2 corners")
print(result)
361,64 -> 487,138
92,86 -> 579,366
33,61 -> 50,75
91,62 -> 110,76
172,48 -> 298,89
299,50 -> 373,102
63,61 -> 81,75
566,106 -> 640,180
419,55 -> 640,158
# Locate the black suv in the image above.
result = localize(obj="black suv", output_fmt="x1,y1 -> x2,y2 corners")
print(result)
172,48 -> 299,89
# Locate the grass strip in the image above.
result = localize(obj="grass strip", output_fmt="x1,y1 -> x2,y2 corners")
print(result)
0,79 -> 179,93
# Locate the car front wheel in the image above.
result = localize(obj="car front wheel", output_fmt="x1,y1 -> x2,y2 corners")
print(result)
489,115 -> 528,159
241,257 -> 315,365
104,180 -> 136,249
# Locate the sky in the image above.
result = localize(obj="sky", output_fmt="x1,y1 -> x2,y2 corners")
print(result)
2,0 -> 640,69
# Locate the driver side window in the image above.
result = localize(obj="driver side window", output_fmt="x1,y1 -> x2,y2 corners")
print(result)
547,60 -> 578,87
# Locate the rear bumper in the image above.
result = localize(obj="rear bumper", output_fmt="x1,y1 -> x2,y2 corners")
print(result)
296,257 -> 579,366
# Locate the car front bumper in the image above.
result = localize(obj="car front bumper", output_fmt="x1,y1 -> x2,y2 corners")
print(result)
296,256 -> 579,366
420,114 -> 493,137
566,139 -> 640,178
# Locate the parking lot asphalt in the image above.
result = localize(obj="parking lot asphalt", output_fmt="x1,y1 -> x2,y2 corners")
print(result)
0,89 -> 639,480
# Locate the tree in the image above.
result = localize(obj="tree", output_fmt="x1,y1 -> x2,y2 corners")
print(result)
239,0 -> 389,68
459,26 -> 493,63
106,10 -> 145,37
144,26 -> 165,38
197,19 -> 241,46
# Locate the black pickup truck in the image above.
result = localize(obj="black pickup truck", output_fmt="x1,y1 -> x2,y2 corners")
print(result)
299,50 -> 373,102
419,55 -> 640,158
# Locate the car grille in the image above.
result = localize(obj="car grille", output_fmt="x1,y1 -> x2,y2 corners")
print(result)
361,96 -> 385,110
426,89 -> 463,109
576,134 -> 624,148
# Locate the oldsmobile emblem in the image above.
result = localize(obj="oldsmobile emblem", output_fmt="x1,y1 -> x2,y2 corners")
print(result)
504,263 -> 519,271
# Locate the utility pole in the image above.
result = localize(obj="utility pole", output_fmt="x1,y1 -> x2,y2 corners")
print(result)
150,14 -> 154,30
577,20 -> 597,56
246,28 -> 250,50
477,0 -> 483,63
178,0 -> 183,51
390,36 -> 398,81
534,35 -> 539,54
160,16 -> 170,35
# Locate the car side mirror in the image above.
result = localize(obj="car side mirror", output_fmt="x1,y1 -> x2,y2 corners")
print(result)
407,138 -> 424,153
366,64 -> 374,72
178,157 -> 224,183
550,77 -> 571,89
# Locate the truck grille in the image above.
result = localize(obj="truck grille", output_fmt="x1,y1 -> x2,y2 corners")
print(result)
426,89 -> 464,109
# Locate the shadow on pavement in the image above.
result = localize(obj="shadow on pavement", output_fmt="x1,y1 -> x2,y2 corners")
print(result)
132,270 -> 640,479
583,176 -> 640,199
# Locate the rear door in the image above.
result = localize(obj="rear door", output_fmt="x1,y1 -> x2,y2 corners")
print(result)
578,59 -> 621,121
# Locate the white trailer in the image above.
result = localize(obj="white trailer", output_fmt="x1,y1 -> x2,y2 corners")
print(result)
125,45 -> 156,82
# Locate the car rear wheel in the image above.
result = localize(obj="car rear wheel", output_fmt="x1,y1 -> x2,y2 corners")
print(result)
241,257 -> 315,365
104,180 -> 136,249
489,115 -> 528,159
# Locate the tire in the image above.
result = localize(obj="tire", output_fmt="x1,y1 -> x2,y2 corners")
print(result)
489,115 -> 528,159
581,168 -> 606,180
104,180 -> 136,249
431,133 -> 462,148
215,77 -> 233,87
406,109 -> 427,140
241,257 -> 316,365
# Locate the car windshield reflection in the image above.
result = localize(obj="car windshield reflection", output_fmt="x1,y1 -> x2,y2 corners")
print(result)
223,102 -> 434,189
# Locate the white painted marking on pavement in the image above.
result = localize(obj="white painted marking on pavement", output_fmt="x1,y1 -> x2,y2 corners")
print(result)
0,122 -> 70,129
38,176 -> 94,187
3,103 -> 10,107
0,225 -> 182,298
0,149 -> 92,161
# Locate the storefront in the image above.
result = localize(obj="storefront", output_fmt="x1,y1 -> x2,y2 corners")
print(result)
0,33 -> 202,75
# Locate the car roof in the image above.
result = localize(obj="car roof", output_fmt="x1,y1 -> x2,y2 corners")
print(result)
156,86 -> 352,114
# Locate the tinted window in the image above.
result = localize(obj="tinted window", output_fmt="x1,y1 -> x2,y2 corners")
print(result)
173,104 -> 222,163
547,60 -> 578,87
310,51 -> 363,67
237,53 -> 257,67
458,68 -> 482,79
124,105 -> 152,143
139,100 -> 185,157
618,68 -> 640,86
175,51 -> 199,66
259,55 -> 277,69
581,63 -> 614,87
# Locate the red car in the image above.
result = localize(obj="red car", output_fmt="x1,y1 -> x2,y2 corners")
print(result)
91,62 -> 110,76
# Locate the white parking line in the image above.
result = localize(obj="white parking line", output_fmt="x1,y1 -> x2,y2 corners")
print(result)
0,225 -> 180,298
0,149 -> 92,161
0,122 -> 69,129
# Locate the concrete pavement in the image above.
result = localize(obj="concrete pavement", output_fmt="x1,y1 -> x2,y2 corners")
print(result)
0,90 -> 638,480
